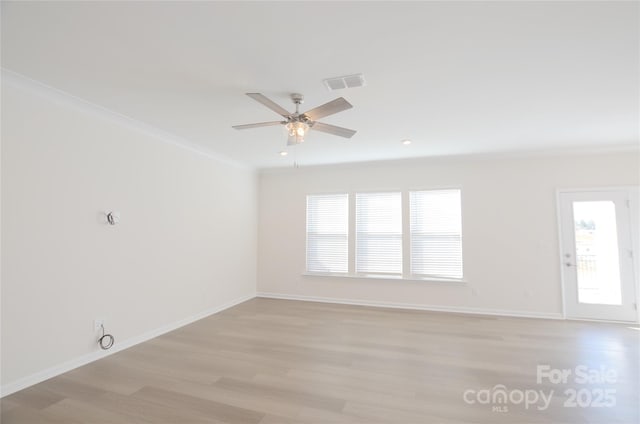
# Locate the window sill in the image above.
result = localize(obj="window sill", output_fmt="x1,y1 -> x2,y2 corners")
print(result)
302,272 -> 467,284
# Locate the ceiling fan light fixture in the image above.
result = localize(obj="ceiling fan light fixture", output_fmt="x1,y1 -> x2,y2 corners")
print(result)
286,121 -> 309,144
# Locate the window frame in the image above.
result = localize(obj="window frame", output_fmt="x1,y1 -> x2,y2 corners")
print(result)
305,192 -> 350,275
408,188 -> 463,280
304,188 -> 466,283
355,191 -> 404,277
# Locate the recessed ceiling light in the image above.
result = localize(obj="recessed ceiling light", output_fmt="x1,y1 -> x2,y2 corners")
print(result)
401,139 -> 412,145
279,151 -> 288,156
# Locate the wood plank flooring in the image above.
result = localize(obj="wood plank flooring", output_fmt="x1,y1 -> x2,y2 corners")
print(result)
2,298 -> 639,423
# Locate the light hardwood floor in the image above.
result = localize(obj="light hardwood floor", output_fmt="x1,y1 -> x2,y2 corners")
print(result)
2,298 -> 639,423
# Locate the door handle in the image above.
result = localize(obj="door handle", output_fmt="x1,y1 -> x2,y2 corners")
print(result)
565,262 -> 574,267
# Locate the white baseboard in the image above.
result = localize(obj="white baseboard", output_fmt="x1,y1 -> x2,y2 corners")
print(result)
0,293 -> 255,398
1,292 -> 564,397
256,292 -> 563,320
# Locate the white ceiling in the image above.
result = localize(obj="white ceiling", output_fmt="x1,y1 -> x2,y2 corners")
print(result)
2,1 -> 638,168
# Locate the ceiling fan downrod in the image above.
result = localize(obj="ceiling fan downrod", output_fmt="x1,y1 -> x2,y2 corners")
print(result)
291,93 -> 304,116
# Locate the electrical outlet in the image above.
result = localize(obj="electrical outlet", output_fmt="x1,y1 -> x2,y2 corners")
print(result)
94,319 -> 105,331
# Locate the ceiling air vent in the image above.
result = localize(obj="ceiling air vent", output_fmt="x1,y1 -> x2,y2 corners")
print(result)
323,73 -> 366,91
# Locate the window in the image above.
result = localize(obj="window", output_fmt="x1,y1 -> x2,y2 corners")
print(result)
410,190 -> 463,279
306,189 -> 463,281
356,192 -> 402,275
306,194 -> 349,273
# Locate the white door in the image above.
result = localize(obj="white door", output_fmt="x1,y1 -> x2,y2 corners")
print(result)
559,190 -> 638,322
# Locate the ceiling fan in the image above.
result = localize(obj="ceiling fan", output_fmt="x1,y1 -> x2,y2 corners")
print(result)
232,93 -> 356,145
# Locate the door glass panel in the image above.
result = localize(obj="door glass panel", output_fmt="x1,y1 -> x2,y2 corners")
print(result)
572,201 -> 622,305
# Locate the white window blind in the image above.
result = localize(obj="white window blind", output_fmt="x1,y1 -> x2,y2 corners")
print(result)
306,194 -> 349,273
356,192 -> 402,275
410,190 -> 463,279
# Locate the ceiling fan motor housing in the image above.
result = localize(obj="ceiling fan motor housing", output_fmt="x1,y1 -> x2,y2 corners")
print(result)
291,93 -> 304,105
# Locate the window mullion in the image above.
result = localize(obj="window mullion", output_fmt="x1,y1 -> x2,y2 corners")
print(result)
348,192 -> 356,275
402,190 -> 411,278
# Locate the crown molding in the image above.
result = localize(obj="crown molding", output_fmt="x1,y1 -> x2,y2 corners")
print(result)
1,68 -> 253,171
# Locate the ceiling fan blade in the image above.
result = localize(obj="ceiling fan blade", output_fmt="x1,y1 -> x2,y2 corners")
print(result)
302,97 -> 353,121
232,121 -> 283,130
246,93 -> 291,118
311,122 -> 357,138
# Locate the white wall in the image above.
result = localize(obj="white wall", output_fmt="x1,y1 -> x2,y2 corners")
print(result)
2,69 -> 638,397
258,151 -> 639,317
1,74 -> 257,393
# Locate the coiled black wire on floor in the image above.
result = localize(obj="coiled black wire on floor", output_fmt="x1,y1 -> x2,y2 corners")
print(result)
98,324 -> 115,350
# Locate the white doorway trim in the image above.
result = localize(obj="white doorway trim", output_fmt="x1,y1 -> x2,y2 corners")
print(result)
556,186 -> 639,323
